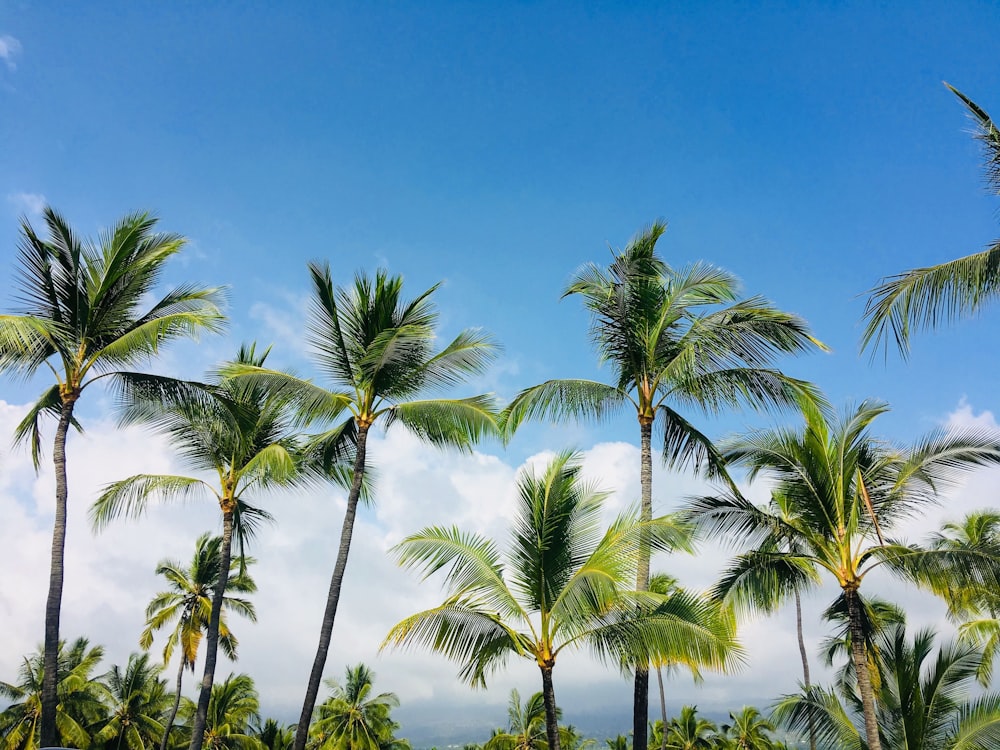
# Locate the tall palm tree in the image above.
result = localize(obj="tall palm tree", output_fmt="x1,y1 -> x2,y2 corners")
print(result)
862,84 -> 1000,357
142,534 -> 258,750
686,398 -> 1000,750
221,263 -> 500,750
384,451 -> 741,750
91,344 -> 306,750
308,664 -> 405,750
92,652 -> 172,750
0,207 -> 224,746
501,221 -> 823,750
0,637 -> 109,750
773,624 -> 1000,750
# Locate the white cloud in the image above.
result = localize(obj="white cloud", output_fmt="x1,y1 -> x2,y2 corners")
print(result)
2,398 -> 998,739
0,34 -> 21,71
8,192 -> 46,218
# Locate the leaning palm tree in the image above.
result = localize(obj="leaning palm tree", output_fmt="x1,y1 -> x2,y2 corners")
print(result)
221,263 -> 499,750
862,84 -> 1000,357
773,624 -> 1000,750
686,398 -> 1000,750
92,652 -> 172,750
308,664 -> 404,750
91,344 -> 307,750
0,207 -> 224,746
501,221 -> 823,750
0,637 -> 109,750
384,451 -> 741,750
142,534 -> 258,750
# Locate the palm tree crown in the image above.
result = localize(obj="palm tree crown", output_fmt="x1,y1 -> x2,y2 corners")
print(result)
309,663 -> 406,750
91,344 -> 306,750
686,397 -> 1000,750
223,263 -> 500,750
0,206 -> 224,748
385,450 -> 740,750
502,221 -> 823,750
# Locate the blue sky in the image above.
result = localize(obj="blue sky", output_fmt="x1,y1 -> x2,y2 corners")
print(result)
3,1 -> 1000,743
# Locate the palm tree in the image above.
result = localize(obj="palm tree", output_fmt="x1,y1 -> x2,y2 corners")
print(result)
501,221 -> 823,750
719,707 -> 777,750
662,706 -> 718,750
0,637 -> 109,750
384,451 -> 741,750
773,624 -> 1000,750
251,719 -> 293,750
862,84 -> 1000,357
686,398 -> 1000,750
483,691 -> 550,750
91,344 -> 306,750
0,207 -> 224,746
557,726 -> 593,750
308,664 -> 405,750
92,652 -> 172,750
179,674 -> 261,750
605,736 -> 630,750
220,263 -> 499,750
142,534 -> 258,750
929,510 -> 1000,685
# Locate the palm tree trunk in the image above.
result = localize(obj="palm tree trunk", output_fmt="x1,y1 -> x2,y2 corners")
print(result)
539,664 -> 560,750
844,587 -> 881,750
161,655 -> 187,750
188,508 -> 235,750
40,397 -> 76,748
794,590 -> 816,750
292,424 -> 370,750
656,665 -> 667,750
633,417 -> 653,750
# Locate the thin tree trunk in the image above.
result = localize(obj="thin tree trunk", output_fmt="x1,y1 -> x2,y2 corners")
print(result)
161,654 -> 187,750
188,508 -> 235,750
40,397 -> 76,748
539,664 -> 560,750
794,590 -> 816,750
633,418 -> 653,750
845,587 -> 881,750
656,665 -> 667,750
292,424 -> 370,750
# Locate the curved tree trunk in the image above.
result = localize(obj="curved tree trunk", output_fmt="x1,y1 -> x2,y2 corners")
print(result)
539,664 -> 560,750
656,665 -> 667,750
161,654 -> 187,750
188,507 -> 235,750
292,424 -> 370,750
794,590 -> 816,750
40,397 -> 76,748
844,587 -> 881,750
633,418 -> 653,750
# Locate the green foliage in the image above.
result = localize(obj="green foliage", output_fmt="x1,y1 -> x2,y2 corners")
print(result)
180,673 -> 262,750
0,638 -> 109,750
92,652 -> 172,750
862,85 -> 1000,358
308,664 -> 407,750
773,624 -> 1000,750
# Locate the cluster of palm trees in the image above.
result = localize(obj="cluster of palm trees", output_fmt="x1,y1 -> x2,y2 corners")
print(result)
4,83 -> 1000,750
0,636 -> 409,750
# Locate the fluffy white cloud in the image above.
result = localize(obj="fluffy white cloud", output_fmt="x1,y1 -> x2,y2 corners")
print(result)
7,192 -> 46,218
2,399 -> 998,740
0,35 -> 20,71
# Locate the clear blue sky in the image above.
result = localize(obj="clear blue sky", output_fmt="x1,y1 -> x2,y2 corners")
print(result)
3,1 -> 1000,741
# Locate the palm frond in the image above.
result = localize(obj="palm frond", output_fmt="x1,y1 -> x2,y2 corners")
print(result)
500,378 -> 626,437
384,395 -> 500,449
91,475 -> 211,530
